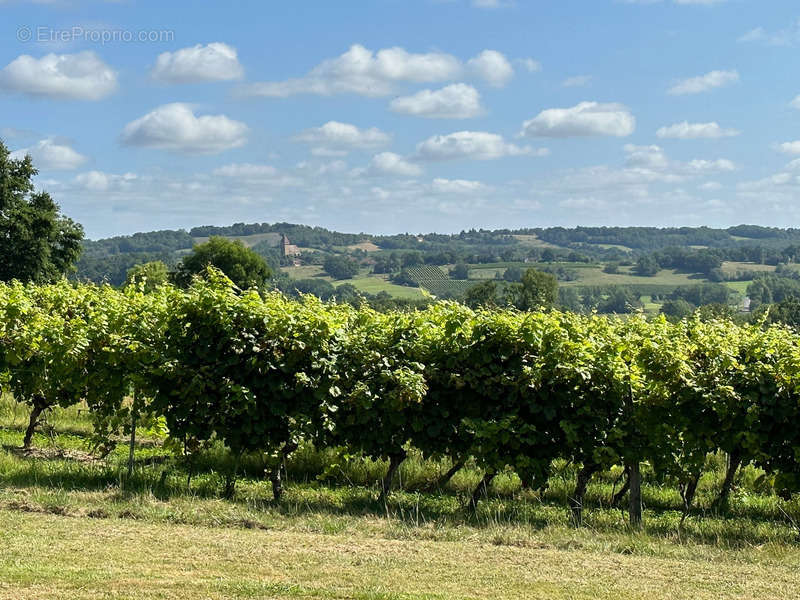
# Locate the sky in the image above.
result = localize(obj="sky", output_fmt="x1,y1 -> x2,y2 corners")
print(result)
0,0 -> 798,240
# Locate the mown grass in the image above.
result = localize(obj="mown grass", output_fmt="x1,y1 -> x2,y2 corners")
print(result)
2,396 -> 800,598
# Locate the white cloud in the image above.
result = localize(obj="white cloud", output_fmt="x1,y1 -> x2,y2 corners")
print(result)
472,0 -> 503,7
389,83 -> 484,119
431,177 -> 487,193
0,51 -> 117,100
368,152 -> 423,176
518,58 -> 542,73
790,95 -> 800,110
293,121 -> 391,152
667,70 -> 739,95
74,170 -> 137,192
562,75 -> 592,87
520,102 -> 635,138
779,141 -> 800,155
11,138 -> 88,170
237,44 -> 515,97
699,181 -> 723,191
738,21 -> 800,47
237,44 -> 462,98
212,163 -> 278,177
416,131 -> 536,161
656,121 -> 740,139
151,43 -> 244,83
685,158 -> 735,173
467,50 -> 514,87
120,103 -> 248,154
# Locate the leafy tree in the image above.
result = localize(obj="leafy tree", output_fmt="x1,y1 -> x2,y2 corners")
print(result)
0,140 -> 84,282
464,280 -> 499,308
660,299 -> 695,319
764,297 -> 800,328
174,237 -> 271,289
633,255 -> 660,277
449,263 -> 469,280
125,261 -> 169,291
323,255 -> 359,280
598,287 -> 641,314
506,268 -> 558,311
503,266 -> 523,282
603,262 -> 620,274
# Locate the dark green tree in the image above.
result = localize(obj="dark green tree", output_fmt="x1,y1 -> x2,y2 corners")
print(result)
506,268 -> 558,311
323,255 -> 360,280
660,298 -> 695,319
174,237 -> 271,289
464,280 -> 499,308
0,140 -> 84,282
449,263 -> 469,280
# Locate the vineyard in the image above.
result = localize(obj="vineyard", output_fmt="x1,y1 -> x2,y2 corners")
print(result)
3,267 -> 800,531
402,265 -> 476,298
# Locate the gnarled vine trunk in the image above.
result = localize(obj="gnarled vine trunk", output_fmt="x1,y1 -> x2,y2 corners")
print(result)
23,396 -> 49,450
469,470 -> 496,512
379,449 -> 407,503
570,463 -> 599,527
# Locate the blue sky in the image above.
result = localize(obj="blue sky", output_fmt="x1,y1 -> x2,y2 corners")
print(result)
0,0 -> 798,239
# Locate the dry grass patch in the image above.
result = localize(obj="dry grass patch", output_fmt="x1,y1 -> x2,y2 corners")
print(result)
0,509 -> 799,600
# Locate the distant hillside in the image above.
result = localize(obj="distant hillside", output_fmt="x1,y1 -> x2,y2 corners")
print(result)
74,222 -> 800,286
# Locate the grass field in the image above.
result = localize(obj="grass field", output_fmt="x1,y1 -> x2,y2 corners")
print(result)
561,267 -> 703,288
340,276 -> 425,299
1,398 -> 800,599
721,261 -> 776,275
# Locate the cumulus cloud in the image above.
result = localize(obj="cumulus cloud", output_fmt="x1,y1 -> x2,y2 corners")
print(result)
416,131 -> 537,161
623,143 -> 734,175
520,102 -> 635,138
779,141 -> 800,155
518,58 -> 542,72
120,103 -> 249,154
656,121 -> 740,139
212,163 -> 278,177
699,181 -> 723,191
431,177 -> 487,193
389,83 -> 484,119
467,50 -> 514,87
237,44 -> 515,97
238,44 -> 462,98
293,121 -> 391,153
667,70 -> 739,95
11,138 -> 88,170
0,51 -> 117,100
74,170 -> 137,192
368,152 -> 423,176
151,43 -> 244,83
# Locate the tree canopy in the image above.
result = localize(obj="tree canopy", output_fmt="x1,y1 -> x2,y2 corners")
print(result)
0,140 -> 84,283
174,237 -> 271,289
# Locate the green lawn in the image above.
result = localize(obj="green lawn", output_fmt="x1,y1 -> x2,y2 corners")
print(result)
721,261 -> 775,275
2,400 -> 800,598
340,276 -> 425,299
2,508 -> 799,600
561,267 -> 703,288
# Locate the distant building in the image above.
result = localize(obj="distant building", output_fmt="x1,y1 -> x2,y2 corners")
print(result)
281,234 -> 301,258
740,296 -> 751,312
